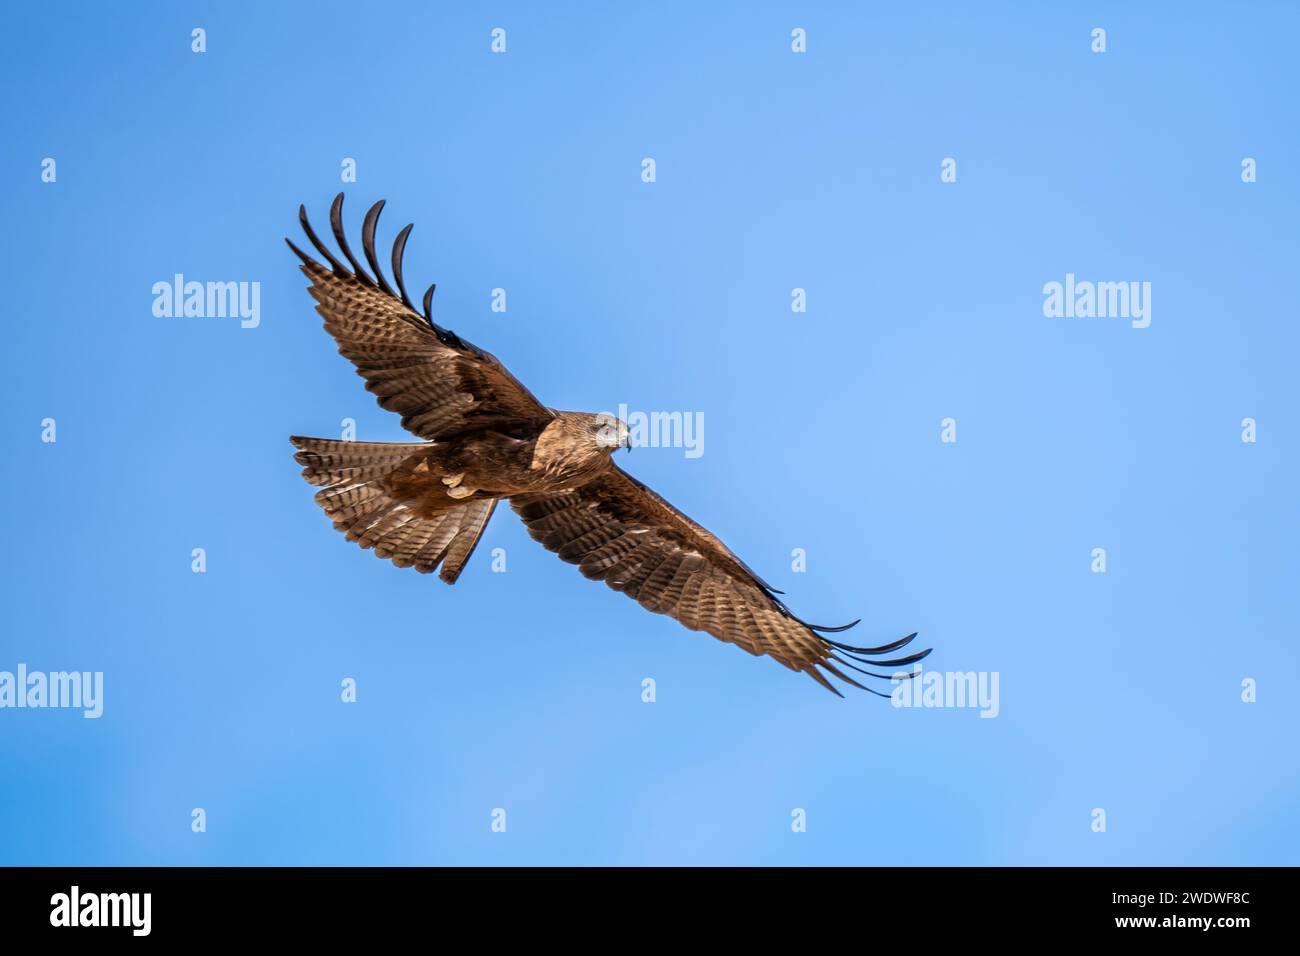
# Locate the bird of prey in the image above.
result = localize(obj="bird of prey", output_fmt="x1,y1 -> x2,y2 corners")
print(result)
286,195 -> 928,696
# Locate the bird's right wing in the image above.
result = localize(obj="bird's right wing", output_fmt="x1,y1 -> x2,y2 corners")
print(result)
288,194 -> 555,441
511,464 -> 928,696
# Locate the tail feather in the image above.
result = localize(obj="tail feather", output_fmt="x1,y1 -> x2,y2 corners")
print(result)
290,436 -> 427,487
289,435 -> 495,583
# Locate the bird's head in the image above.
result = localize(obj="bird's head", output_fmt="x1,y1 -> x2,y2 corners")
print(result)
589,412 -> 632,454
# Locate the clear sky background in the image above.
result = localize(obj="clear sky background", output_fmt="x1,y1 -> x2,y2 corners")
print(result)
2,2 -> 1296,865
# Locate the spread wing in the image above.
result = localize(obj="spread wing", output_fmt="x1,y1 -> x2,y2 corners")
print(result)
286,194 -> 555,441
510,465 -> 929,696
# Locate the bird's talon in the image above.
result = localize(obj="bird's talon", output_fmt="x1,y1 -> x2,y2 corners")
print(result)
446,485 -> 475,499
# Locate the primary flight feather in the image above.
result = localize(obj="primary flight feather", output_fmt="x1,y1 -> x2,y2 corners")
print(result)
287,194 -> 928,695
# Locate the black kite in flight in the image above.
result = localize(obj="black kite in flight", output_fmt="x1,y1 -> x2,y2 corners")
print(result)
287,195 -> 927,695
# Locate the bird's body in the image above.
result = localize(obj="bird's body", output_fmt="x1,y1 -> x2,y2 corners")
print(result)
288,194 -> 928,695
378,412 -> 620,504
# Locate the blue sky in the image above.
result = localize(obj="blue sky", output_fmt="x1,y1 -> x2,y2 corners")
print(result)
1,1 -> 1297,865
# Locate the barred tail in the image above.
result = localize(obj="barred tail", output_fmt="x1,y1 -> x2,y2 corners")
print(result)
289,436 -> 496,584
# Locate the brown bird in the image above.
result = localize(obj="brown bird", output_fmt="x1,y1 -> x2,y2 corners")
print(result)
287,194 -> 928,696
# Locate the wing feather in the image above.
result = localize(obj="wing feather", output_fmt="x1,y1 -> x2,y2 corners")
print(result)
511,465 -> 927,694
289,195 -> 555,441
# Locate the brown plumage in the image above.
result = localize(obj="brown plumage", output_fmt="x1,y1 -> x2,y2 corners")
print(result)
288,194 -> 928,695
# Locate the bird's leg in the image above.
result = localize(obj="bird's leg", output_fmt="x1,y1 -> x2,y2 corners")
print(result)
441,473 -> 476,500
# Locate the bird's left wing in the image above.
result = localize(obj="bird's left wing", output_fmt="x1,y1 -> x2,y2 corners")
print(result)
287,194 -> 555,441
510,464 -> 928,695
